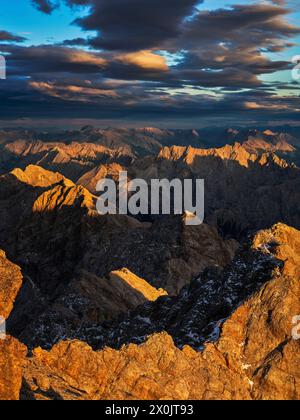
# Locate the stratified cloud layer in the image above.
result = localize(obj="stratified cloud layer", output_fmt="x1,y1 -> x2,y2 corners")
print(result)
0,0 -> 299,126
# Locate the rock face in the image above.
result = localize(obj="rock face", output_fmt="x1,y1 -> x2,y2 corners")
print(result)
1,140 -> 135,182
0,165 -> 235,293
69,224 -> 286,351
108,269 -> 168,302
77,163 -> 125,194
6,216 -> 236,350
17,222 -> 300,400
152,143 -> 300,236
0,250 -> 23,320
0,252 -> 27,401
22,223 -> 300,400
0,128 -> 207,167
253,223 -> 300,278
0,337 -> 27,401
22,333 -> 252,400
0,165 -> 237,349
13,269 -> 168,350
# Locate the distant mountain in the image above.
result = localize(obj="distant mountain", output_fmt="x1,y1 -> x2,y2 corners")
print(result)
1,126 -> 299,167
225,128 -> 300,165
0,127 -> 206,157
1,140 -> 299,236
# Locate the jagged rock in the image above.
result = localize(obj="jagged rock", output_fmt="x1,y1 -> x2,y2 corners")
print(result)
21,223 -> 300,400
0,136 -> 298,401
0,336 -> 27,400
0,251 -> 27,401
252,223 -> 300,278
0,250 -> 23,320
0,165 -> 70,255
22,245 -> 299,400
1,140 -> 135,182
76,226 -> 283,351
0,165 -> 237,349
47,223 -> 294,357
14,269 -> 167,349
1,165 -> 236,296
77,163 -> 124,194
2,139 -> 300,239
152,144 -> 300,235
32,180 -> 95,213
10,165 -> 65,188
7,215 -> 236,349
22,332 -> 251,400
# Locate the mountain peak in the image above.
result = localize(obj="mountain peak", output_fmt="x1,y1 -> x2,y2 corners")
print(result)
263,129 -> 277,136
11,165 -> 65,188
32,182 -> 95,213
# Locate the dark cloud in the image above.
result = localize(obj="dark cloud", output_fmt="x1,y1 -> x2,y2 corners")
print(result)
1,73 -> 299,122
2,0 -> 300,125
75,0 -> 199,51
0,30 -> 26,43
33,0 -> 200,51
25,2 -> 300,88
172,3 -> 300,85
31,0 -> 58,14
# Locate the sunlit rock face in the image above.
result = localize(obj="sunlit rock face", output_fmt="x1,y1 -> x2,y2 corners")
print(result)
0,252 -> 27,401
0,250 -> 23,320
0,337 -> 27,401
19,223 -> 300,400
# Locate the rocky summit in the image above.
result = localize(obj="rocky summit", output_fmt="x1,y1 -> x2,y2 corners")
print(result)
0,129 -> 299,400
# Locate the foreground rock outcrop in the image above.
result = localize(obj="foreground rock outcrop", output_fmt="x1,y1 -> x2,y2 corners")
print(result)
0,252 -> 27,400
0,222 -> 298,400
0,337 -> 27,400
0,250 -> 23,320
21,223 -> 300,400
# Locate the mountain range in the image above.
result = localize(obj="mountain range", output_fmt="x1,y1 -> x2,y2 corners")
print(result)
0,126 -> 299,400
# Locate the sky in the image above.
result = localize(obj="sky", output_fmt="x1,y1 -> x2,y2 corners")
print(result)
0,0 -> 299,129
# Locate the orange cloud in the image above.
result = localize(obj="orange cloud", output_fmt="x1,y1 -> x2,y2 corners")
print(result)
30,81 -> 118,102
116,50 -> 168,71
244,101 -> 293,111
67,51 -> 107,67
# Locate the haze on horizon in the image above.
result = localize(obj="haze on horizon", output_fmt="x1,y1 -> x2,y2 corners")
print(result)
0,0 -> 300,129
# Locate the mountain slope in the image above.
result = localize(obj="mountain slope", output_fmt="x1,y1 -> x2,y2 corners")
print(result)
0,252 -> 27,401
21,224 -> 300,400
0,250 -> 23,320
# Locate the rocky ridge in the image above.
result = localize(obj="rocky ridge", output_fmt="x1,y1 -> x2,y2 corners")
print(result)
20,224 -> 300,400
0,165 -> 236,349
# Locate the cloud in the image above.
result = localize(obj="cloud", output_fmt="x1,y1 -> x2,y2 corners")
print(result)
174,3 -> 300,81
2,0 -> 300,126
116,51 -> 168,72
33,0 -> 200,51
0,30 -> 26,43
2,45 -> 108,75
26,1 -> 300,88
30,80 -> 119,101
31,0 -> 58,14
